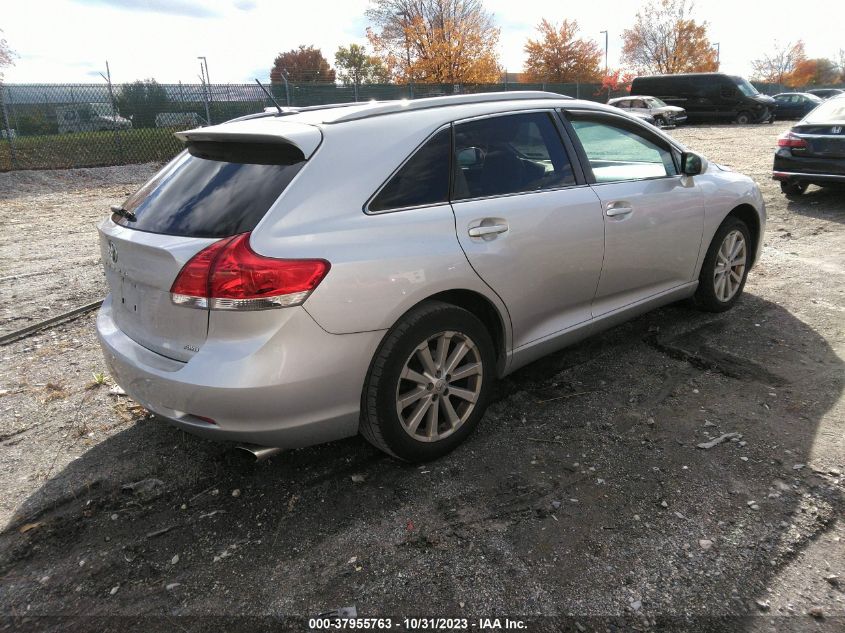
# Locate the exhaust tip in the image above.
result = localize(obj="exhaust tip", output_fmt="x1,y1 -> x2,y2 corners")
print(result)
235,444 -> 283,462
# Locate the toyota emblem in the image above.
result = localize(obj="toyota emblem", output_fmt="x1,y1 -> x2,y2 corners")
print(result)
108,241 -> 118,264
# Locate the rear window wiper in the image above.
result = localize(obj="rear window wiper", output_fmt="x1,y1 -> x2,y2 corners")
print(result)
111,204 -> 137,222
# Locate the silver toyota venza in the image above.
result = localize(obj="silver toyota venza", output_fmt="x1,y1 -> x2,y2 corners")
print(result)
97,92 -> 765,461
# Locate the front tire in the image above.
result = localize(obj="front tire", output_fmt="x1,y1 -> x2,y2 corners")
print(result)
693,217 -> 751,313
735,111 -> 753,124
360,301 -> 495,462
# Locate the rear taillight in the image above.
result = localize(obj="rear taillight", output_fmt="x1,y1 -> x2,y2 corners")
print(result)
170,233 -> 330,310
777,132 -> 808,149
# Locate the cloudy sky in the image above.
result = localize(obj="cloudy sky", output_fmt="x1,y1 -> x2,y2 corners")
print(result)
3,0 -> 843,84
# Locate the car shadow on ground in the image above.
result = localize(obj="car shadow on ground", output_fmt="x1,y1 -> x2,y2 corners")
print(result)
1,293 -> 842,633
785,185 -> 845,222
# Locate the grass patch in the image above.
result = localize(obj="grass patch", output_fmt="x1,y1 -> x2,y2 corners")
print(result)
0,127 -> 182,170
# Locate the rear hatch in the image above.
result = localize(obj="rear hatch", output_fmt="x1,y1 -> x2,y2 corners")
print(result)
791,98 -> 845,159
99,121 -> 319,362
791,124 -> 845,159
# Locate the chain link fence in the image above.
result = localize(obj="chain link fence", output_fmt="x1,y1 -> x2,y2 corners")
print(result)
0,81 -> 620,171
3,79 -> 839,171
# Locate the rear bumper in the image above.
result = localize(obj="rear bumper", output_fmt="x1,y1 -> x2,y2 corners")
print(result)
96,295 -> 385,447
772,151 -> 845,184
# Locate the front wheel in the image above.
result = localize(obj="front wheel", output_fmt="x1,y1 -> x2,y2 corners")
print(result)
735,111 -> 753,124
360,301 -> 495,462
693,217 -> 751,312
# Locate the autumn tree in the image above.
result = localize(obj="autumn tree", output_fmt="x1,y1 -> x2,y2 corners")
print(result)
786,58 -> 840,88
599,68 -> 637,96
751,40 -> 806,84
270,45 -> 335,84
366,0 -> 501,84
523,19 -> 602,83
0,30 -> 15,81
621,0 -> 718,74
335,44 -> 390,86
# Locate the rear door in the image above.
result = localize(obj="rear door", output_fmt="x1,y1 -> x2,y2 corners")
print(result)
450,111 -> 604,348
100,140 -> 308,361
563,111 -> 704,316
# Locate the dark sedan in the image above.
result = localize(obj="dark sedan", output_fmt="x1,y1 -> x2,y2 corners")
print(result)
773,92 -> 822,120
773,94 -> 845,195
806,88 -> 845,100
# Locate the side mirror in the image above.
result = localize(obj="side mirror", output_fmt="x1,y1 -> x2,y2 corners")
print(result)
681,151 -> 705,176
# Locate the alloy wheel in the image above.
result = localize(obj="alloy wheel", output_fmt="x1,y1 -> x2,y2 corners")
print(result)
713,229 -> 747,302
395,330 -> 483,442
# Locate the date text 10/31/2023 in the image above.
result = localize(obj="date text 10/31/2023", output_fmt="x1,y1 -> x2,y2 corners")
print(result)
308,617 -> 527,630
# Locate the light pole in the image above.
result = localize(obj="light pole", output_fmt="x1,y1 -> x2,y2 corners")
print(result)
600,30 -> 608,75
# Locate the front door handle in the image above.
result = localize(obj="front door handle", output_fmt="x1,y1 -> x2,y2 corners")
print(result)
468,223 -> 509,238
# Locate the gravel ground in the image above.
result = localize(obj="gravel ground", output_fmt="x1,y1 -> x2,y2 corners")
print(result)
0,124 -> 843,633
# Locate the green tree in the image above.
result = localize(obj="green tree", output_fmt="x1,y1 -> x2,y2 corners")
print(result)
335,43 -> 389,86
116,80 -> 169,128
270,45 -> 336,84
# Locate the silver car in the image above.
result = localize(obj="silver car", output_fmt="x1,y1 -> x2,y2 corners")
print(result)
97,92 -> 765,462
607,96 -> 688,127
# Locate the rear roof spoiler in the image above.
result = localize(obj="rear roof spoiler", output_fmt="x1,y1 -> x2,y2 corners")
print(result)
174,119 -> 322,159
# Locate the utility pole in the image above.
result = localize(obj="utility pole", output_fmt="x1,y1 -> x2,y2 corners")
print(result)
98,60 -> 123,161
600,30 -> 608,75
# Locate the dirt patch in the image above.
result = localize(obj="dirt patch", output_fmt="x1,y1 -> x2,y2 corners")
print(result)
0,125 -> 843,632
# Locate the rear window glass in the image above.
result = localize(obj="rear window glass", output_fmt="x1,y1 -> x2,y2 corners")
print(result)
368,127 -> 451,212
804,98 -> 845,124
114,142 -> 305,238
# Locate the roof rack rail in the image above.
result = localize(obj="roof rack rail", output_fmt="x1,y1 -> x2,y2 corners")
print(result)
325,91 -> 572,123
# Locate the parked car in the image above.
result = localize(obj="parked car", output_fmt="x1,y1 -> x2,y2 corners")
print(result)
155,112 -> 207,128
607,95 -> 687,127
805,88 -> 845,100
772,92 -> 823,119
773,94 -> 845,195
97,92 -> 766,462
56,103 -> 132,134
630,73 -> 775,124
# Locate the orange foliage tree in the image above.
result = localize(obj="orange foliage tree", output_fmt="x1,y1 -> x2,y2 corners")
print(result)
599,69 -> 637,96
366,0 -> 501,84
751,40 -> 806,84
785,58 -> 840,88
523,19 -> 603,83
621,0 -> 718,75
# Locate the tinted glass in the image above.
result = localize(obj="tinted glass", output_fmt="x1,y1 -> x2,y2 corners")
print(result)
115,142 -> 305,238
804,98 -> 845,124
453,112 -> 575,200
570,118 -> 677,183
369,127 -> 451,212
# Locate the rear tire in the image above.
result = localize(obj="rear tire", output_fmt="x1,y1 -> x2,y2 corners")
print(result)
781,181 -> 808,196
360,301 -> 495,462
693,217 -> 751,313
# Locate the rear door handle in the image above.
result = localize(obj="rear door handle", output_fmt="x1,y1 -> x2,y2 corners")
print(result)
606,202 -> 633,218
468,223 -> 509,238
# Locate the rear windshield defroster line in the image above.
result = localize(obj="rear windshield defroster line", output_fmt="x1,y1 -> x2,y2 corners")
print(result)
112,141 -> 306,239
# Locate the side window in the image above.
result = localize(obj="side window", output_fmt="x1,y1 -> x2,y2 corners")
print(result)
369,127 -> 450,212
631,99 -> 646,109
616,100 -> 630,109
452,112 -> 575,200
569,118 -> 678,183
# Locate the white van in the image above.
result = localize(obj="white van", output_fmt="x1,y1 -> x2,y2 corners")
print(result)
56,103 -> 132,133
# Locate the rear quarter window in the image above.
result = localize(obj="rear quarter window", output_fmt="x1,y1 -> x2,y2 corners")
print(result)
114,142 -> 305,238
